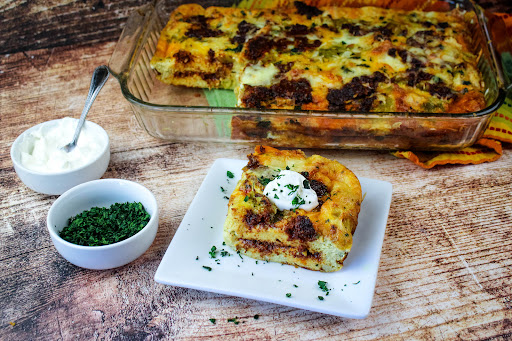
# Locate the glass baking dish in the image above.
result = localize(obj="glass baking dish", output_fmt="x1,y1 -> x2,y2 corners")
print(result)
108,0 -> 512,150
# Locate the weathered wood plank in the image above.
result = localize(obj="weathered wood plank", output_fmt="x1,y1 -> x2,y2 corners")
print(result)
0,0 -> 147,54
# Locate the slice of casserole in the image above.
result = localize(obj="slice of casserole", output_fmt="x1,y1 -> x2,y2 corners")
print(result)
223,146 -> 362,272
150,4 -> 268,89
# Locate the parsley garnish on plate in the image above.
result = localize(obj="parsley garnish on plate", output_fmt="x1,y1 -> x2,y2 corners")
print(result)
202,266 -> 212,271
209,318 -> 216,324
227,171 -> 234,178
286,293 -> 292,298
318,280 -> 329,292
318,280 -> 331,296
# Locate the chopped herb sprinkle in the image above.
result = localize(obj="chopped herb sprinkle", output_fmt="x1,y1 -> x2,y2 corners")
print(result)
209,246 -> 217,258
203,266 -> 212,271
227,171 -> 234,178
291,195 -> 305,207
318,280 -> 330,293
59,202 -> 150,246
286,293 -> 292,298
227,317 -> 240,324
209,318 -> 216,324
318,296 -> 324,301
285,184 -> 299,195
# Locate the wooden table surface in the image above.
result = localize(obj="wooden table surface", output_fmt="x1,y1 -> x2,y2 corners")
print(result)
2,1 -> 512,340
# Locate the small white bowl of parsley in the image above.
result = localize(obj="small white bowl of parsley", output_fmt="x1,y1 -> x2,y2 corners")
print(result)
47,179 -> 158,270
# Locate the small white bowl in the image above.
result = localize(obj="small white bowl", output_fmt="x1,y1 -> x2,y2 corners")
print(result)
11,118 -> 110,195
47,179 -> 159,270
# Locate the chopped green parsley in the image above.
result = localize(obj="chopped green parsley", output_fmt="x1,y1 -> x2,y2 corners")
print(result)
209,246 -> 217,258
292,195 -> 305,207
59,202 -> 150,246
285,184 -> 299,195
227,317 -> 240,324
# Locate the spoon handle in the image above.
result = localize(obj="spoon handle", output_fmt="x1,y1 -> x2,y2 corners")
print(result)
70,65 -> 110,147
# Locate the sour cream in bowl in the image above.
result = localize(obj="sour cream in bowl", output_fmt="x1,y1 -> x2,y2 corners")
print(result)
11,118 -> 110,195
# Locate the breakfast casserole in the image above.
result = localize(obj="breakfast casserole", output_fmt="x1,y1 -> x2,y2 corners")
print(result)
150,1 -> 485,113
223,146 -> 362,272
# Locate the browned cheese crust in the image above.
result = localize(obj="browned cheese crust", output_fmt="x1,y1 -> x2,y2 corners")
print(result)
223,146 -> 362,272
151,2 -> 485,113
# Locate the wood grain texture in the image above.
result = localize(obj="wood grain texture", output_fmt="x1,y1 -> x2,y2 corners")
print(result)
0,0 -> 147,55
1,0 -> 512,340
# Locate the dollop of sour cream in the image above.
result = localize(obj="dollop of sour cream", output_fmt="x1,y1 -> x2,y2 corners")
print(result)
19,117 -> 104,173
263,170 -> 319,211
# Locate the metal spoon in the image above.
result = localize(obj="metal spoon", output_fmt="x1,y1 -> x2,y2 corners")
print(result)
61,65 -> 110,153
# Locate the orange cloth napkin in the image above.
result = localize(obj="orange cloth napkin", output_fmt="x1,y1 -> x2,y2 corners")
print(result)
393,12 -> 512,168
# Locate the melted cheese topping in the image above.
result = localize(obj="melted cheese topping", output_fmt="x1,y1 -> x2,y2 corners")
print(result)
240,63 -> 279,86
151,3 -> 485,113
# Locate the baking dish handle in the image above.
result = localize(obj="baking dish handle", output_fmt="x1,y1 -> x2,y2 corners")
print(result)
108,3 -> 156,79
480,8 -> 512,94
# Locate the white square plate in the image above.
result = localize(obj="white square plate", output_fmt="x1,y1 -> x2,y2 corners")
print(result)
155,158 -> 393,319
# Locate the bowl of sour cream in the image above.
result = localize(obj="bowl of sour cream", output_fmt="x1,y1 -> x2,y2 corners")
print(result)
11,117 -> 110,195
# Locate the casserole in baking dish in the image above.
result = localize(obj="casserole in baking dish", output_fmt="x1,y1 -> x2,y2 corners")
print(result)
108,0 -> 512,150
